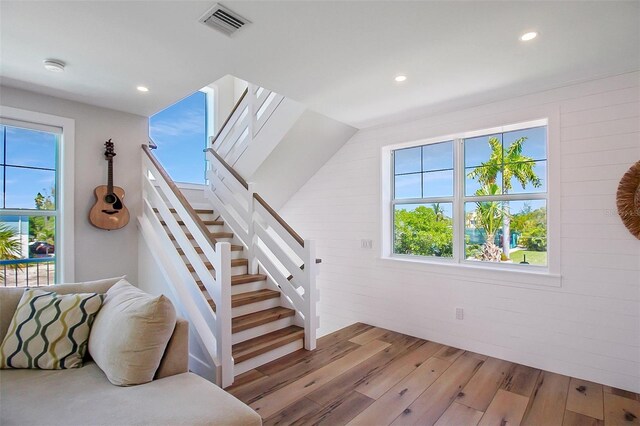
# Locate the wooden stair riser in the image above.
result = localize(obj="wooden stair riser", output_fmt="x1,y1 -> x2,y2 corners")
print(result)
231,280 -> 268,296
197,278 -> 263,299
162,222 -> 226,233
202,290 -> 281,313
234,339 -> 304,377
233,298 -> 282,318
188,264 -> 247,276
232,316 -> 297,345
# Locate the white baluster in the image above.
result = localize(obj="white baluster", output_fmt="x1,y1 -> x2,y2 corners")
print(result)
303,239 -> 317,350
247,182 -> 258,275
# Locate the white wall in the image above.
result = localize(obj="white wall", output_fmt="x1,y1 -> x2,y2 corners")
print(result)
209,75 -> 247,134
251,109 -> 357,210
0,86 -> 148,282
280,71 -> 640,392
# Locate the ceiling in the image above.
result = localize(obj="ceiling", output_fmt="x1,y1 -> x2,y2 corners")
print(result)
1,1 -> 638,128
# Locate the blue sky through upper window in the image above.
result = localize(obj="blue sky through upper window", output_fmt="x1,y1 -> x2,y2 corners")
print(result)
0,126 -> 57,210
150,91 -> 207,184
394,141 -> 454,199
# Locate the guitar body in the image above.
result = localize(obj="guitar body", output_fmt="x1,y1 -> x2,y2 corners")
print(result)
89,139 -> 130,230
89,185 -> 130,230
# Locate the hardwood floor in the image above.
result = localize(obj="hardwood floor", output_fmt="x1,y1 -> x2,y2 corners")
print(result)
227,323 -> 640,426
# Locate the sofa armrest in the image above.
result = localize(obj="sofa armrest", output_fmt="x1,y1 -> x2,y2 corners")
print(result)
155,317 -> 189,379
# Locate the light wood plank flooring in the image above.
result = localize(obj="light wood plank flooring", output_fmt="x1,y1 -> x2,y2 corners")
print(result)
227,323 -> 640,426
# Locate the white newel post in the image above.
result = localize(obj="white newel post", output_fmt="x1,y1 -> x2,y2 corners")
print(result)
303,239 -> 317,350
213,241 -> 233,387
246,182 -> 258,275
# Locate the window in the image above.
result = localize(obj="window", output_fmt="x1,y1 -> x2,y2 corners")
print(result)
393,141 -> 455,258
0,124 -> 59,286
389,120 -> 548,269
149,91 -> 209,184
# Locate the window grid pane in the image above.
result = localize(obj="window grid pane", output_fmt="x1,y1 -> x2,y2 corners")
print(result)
394,203 -> 453,258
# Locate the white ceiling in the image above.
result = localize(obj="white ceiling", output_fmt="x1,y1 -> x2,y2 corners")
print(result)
1,1 -> 639,128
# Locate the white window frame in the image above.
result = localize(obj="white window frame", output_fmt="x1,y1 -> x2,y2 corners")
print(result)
0,106 -> 75,283
381,113 -> 561,286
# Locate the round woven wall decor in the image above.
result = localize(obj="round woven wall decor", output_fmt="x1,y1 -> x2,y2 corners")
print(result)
616,160 -> 640,240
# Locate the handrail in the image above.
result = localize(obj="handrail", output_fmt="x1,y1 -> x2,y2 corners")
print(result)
207,145 -> 305,248
210,88 -> 249,146
205,147 -> 249,190
142,145 -> 220,251
253,193 -> 304,247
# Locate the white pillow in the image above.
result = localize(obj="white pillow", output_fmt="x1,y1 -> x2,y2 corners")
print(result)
88,279 -> 176,386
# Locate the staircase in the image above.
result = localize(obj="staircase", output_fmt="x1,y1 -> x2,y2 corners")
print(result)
138,85 -> 319,388
159,207 -> 305,375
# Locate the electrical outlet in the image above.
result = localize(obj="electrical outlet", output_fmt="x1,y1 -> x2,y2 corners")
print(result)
455,307 -> 464,320
361,239 -> 373,249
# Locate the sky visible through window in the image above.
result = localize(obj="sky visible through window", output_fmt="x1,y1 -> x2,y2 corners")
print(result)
0,125 -> 57,210
150,91 -> 207,184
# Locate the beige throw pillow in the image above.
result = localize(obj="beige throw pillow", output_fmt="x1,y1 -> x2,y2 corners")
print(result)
88,279 -> 176,386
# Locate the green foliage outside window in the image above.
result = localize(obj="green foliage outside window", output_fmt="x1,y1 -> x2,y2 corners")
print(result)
511,203 -> 547,251
29,188 -> 55,245
394,205 -> 453,257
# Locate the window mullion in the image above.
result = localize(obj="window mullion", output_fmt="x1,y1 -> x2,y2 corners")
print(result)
455,138 -> 464,264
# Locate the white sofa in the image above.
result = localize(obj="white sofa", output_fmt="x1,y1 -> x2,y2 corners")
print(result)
0,279 -> 262,426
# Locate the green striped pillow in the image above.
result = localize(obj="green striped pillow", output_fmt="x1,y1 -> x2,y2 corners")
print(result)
0,289 -> 104,369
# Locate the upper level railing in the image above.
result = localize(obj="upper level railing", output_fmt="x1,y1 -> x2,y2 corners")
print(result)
211,84 -> 284,167
140,145 -> 233,387
205,146 -> 319,350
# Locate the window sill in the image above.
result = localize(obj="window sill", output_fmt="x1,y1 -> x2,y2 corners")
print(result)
380,255 -> 562,289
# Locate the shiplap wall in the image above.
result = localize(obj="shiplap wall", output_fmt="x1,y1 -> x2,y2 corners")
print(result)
280,71 -> 640,392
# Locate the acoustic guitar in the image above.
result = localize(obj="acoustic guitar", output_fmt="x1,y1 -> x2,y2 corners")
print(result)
89,139 -> 130,230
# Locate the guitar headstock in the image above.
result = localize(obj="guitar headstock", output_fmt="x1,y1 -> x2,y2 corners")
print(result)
104,139 -> 116,159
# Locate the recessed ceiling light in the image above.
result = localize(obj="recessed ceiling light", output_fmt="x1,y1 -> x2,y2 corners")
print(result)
395,75 -> 407,82
43,59 -> 65,72
136,86 -> 149,92
520,31 -> 538,41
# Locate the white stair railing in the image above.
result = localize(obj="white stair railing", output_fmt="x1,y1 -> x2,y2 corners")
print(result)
205,147 -> 319,350
140,145 -> 234,387
212,84 -> 284,167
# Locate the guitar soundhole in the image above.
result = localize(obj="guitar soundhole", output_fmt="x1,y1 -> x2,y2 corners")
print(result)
104,194 -> 117,204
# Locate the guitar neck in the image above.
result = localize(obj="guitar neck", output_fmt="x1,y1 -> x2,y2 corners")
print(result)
107,158 -> 114,195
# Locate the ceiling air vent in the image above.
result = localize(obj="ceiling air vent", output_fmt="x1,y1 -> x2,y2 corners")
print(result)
199,4 -> 250,36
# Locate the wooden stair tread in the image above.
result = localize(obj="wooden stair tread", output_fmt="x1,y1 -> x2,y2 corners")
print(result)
188,263 -> 213,273
232,289 -> 280,308
160,220 -> 224,226
232,326 -> 304,364
202,289 -> 280,312
232,274 -> 267,285
169,231 -> 233,240
232,307 -> 295,334
176,245 -> 243,255
154,208 -> 214,214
